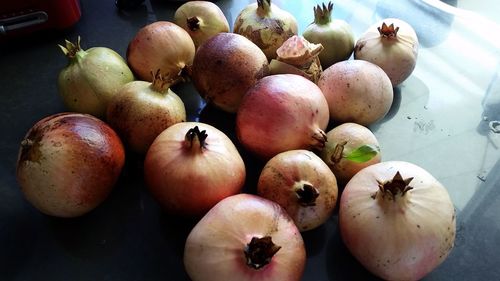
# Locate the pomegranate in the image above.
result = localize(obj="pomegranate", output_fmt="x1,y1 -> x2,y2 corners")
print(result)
339,161 -> 456,280
257,150 -> 338,231
174,1 -> 230,48
127,21 -> 195,83
320,122 -> 381,185
106,70 -> 186,154
233,0 -> 298,60
191,32 -> 269,113
303,2 -> 355,69
58,37 -> 134,119
184,193 -> 306,281
354,18 -> 419,86
144,122 -> 246,216
318,59 -> 393,126
236,74 -> 329,160
16,113 -> 125,218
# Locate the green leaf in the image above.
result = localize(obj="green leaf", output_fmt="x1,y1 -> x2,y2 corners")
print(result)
345,144 -> 380,163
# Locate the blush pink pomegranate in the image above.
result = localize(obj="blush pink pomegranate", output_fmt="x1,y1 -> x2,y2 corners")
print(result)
144,122 -> 246,217
184,193 -> 306,281
339,161 -> 456,280
257,150 -> 338,231
236,74 -> 329,160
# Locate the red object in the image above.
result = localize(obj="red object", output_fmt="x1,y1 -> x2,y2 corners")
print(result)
0,0 -> 81,37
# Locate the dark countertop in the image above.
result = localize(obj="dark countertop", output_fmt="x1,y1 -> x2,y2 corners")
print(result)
1,0 -> 500,280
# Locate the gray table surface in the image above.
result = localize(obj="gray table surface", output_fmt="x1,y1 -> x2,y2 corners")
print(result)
1,0 -> 500,280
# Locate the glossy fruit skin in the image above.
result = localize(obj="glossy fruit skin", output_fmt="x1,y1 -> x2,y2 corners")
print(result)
318,59 -> 393,126
106,80 -> 186,154
16,113 -> 125,218
191,32 -> 269,113
144,122 -> 246,217
257,150 -> 338,231
58,45 -> 134,119
236,74 -> 329,160
184,193 -> 306,281
339,161 -> 456,281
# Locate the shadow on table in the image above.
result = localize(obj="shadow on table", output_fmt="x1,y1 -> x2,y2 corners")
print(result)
44,161 -> 144,259
0,208 -> 39,280
198,103 -> 267,194
325,216 -> 382,281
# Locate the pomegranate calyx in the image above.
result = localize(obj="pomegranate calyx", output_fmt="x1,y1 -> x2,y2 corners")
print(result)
184,126 -> 208,151
187,16 -> 201,31
20,138 -> 34,148
58,36 -> 85,60
377,171 -> 414,199
180,64 -> 193,82
313,2 -> 333,25
19,138 -> 41,163
296,183 -> 320,206
162,65 -> 190,88
331,141 -> 348,164
150,69 -> 174,92
256,0 -> 272,14
312,129 -> 327,150
377,22 -> 399,38
244,236 -> 281,270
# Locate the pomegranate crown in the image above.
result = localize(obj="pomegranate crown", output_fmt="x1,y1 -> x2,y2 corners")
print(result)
377,22 -> 399,38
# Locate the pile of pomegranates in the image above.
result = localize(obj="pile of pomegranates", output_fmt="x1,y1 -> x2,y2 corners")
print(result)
14,1 -> 458,280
